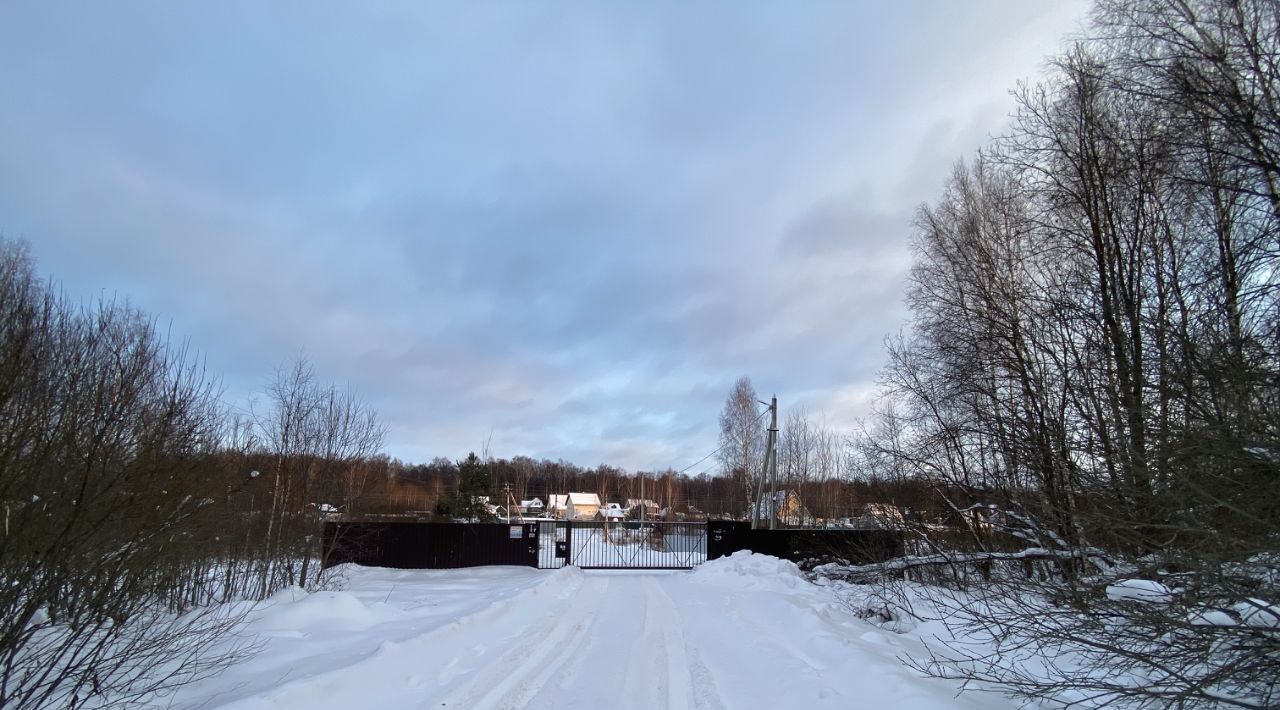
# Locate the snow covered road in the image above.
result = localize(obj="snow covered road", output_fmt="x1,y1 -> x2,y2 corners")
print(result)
168,554 -> 1016,710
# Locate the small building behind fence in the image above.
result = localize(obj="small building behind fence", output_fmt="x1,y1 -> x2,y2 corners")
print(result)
566,492 -> 602,520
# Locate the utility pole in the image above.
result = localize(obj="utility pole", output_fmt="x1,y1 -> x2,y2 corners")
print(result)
751,395 -> 778,530
502,482 -> 518,522
768,395 -> 779,530
640,475 -> 645,523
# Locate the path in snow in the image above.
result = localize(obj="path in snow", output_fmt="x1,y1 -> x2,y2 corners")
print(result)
166,555 -> 1018,710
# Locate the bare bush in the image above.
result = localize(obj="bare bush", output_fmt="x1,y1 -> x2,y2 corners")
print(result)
247,355 -> 386,595
0,240 -> 254,709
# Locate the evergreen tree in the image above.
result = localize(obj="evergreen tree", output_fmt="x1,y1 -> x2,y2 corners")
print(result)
438,452 -> 493,521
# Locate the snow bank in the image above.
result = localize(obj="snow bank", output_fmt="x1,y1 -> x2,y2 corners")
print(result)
692,551 -> 806,589
1187,607 -> 1237,627
250,588 -> 406,632
1233,598 -> 1280,628
263,584 -> 307,605
1105,578 -> 1173,603
158,565 -> 553,708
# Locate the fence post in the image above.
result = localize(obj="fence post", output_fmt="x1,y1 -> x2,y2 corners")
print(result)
564,520 -> 573,566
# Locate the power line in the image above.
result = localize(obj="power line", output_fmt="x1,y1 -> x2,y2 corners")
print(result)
669,408 -> 770,476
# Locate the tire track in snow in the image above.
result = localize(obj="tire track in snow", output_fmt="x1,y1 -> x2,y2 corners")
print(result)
221,570 -> 584,709
428,569 -> 587,691
649,578 -> 727,710
618,577 -> 658,705
436,576 -> 608,710
642,576 -> 686,709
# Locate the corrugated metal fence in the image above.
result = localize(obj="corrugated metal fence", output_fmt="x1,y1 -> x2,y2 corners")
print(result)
706,521 -> 903,566
322,519 -> 902,570
323,521 -> 538,569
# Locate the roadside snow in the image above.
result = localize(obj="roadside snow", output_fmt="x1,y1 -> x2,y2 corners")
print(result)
1105,578 -> 1174,603
1233,598 -> 1280,628
253,587 -> 407,631
690,548 -> 804,588
145,555 -> 1021,710
1187,607 -> 1238,627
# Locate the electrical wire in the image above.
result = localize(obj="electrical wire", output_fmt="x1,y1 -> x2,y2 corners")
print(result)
670,409 -> 768,475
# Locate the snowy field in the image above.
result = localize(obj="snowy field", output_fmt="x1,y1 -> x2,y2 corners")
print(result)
152,552 -> 1020,710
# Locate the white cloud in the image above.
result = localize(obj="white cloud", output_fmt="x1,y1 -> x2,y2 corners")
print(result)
0,1 -> 1090,470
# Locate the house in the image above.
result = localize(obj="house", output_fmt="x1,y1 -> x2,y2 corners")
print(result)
624,498 -> 660,519
954,504 -> 997,534
308,502 -> 341,518
594,505 -> 626,522
666,503 -> 708,522
548,494 -> 569,519
748,490 -> 814,528
473,495 -> 502,517
565,492 -> 602,520
859,503 -> 908,529
521,498 -> 545,516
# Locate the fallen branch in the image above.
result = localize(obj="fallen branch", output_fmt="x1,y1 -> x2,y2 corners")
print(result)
813,547 -> 1114,581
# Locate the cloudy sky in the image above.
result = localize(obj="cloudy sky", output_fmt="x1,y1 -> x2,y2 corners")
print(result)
0,2 -> 1088,471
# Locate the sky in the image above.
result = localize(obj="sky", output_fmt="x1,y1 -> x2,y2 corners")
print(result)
0,1 -> 1090,472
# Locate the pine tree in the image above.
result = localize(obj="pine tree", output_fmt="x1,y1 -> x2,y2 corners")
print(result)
450,455 -> 488,521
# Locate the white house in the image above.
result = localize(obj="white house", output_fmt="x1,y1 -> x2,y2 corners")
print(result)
521,498 -> 545,515
565,492 -> 602,520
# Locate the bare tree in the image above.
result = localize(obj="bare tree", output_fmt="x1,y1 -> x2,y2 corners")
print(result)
717,376 -> 764,513
252,355 -> 386,592
845,1 -> 1279,705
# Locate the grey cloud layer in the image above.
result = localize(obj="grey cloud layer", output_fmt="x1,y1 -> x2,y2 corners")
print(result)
0,1 -> 1087,469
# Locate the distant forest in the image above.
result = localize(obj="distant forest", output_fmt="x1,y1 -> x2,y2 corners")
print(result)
296,450 -> 936,522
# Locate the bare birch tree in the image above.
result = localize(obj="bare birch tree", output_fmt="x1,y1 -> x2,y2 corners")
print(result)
717,376 -> 764,513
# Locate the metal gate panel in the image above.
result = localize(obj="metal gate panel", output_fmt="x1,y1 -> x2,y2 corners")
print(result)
561,521 -> 705,569
537,520 -> 567,569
